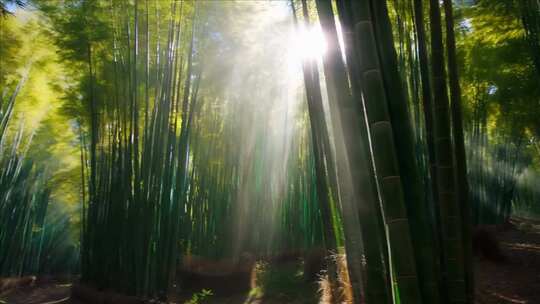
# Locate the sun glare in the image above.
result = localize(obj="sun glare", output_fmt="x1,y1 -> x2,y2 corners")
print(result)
289,25 -> 327,62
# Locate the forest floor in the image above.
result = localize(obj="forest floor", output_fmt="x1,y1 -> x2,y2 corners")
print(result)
474,216 -> 540,304
0,277 -> 74,304
170,259 -> 319,304
0,259 -> 318,304
1,216 -> 539,304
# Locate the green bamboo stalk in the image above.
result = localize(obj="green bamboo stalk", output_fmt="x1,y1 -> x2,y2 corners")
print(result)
365,1 -> 443,303
429,0 -> 466,302
340,1 -> 423,302
291,0 -> 340,301
316,1 -> 392,302
412,0 -> 440,223
442,1 -> 473,302
0,74 -> 64,277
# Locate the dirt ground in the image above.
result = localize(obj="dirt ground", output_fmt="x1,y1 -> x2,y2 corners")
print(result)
0,280 -> 77,304
1,217 -> 539,304
474,217 -> 540,304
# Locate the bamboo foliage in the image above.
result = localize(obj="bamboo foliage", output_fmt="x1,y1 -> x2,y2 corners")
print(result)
76,1 -> 334,298
175,2 -> 331,260
15,1 -> 528,304
455,1 -> 540,227
0,74 -> 70,277
519,0 -> 540,77
80,0 -> 199,297
4,2 -> 540,304
513,169 -> 540,217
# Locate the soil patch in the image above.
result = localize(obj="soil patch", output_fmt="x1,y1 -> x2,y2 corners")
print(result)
475,217 -> 540,304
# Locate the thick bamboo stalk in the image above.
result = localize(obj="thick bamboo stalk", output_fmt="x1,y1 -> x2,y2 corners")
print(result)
366,1 -> 443,303
429,0 -> 466,302
315,1 -> 391,303
342,1 -> 424,302
292,1 -> 340,302
442,1 -> 473,302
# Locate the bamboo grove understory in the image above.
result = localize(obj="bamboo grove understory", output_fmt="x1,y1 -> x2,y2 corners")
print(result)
1,0 -> 540,303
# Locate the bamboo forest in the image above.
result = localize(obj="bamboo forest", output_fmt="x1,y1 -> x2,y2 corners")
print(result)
1,0 -> 540,303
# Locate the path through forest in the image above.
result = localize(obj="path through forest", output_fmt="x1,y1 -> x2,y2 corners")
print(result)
475,217 -> 540,304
